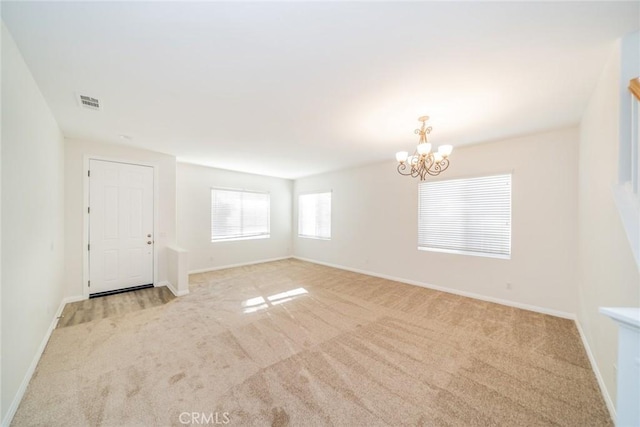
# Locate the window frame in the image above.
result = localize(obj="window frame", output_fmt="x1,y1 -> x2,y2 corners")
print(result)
210,187 -> 271,242
297,191 -> 332,240
417,173 -> 512,260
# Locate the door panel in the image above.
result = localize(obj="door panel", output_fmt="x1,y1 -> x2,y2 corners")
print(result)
89,160 -> 154,295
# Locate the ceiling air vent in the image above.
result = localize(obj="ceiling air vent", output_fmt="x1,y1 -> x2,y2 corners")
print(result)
76,94 -> 101,111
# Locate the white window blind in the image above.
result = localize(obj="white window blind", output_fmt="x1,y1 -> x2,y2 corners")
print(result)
298,192 -> 331,239
418,174 -> 511,258
211,189 -> 270,241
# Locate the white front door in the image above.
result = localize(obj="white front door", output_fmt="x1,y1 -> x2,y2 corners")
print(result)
89,160 -> 154,295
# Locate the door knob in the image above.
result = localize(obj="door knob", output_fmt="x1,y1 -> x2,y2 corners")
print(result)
147,234 -> 152,238
147,241 -> 152,245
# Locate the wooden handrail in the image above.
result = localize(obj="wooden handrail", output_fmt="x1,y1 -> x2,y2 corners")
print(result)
630,77 -> 640,102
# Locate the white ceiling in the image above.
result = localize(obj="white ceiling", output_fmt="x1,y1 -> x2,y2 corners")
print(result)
2,1 -> 638,179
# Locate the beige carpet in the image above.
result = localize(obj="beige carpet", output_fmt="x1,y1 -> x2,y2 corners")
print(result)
12,259 -> 611,426
58,286 -> 175,328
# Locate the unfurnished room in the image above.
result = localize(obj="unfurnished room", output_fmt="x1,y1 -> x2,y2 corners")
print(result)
1,1 -> 639,426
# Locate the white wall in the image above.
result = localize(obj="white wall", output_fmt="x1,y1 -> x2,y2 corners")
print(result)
1,22 -> 66,422
577,39 -> 640,410
294,127 -> 579,316
177,162 -> 292,272
64,139 -> 177,297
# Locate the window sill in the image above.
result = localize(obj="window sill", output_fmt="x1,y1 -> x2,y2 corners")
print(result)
298,235 -> 331,241
418,246 -> 511,260
211,235 -> 270,243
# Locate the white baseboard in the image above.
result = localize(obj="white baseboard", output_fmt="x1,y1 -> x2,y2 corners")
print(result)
575,320 -> 616,423
188,256 -> 293,275
1,295 -> 82,427
156,280 -> 189,297
292,256 -> 576,320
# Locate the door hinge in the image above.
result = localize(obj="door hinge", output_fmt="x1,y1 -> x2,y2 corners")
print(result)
88,170 -> 91,177
88,280 -> 90,287
87,206 -> 90,214
88,243 -> 90,251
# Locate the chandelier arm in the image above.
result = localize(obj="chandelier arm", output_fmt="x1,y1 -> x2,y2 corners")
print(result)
426,158 -> 450,176
426,166 -> 441,176
397,163 -> 414,176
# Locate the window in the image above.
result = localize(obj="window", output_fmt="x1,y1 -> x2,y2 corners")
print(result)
211,188 -> 270,241
418,174 -> 511,259
298,192 -> 331,239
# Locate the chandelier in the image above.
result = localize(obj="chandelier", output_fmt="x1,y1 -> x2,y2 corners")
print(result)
395,116 -> 453,180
